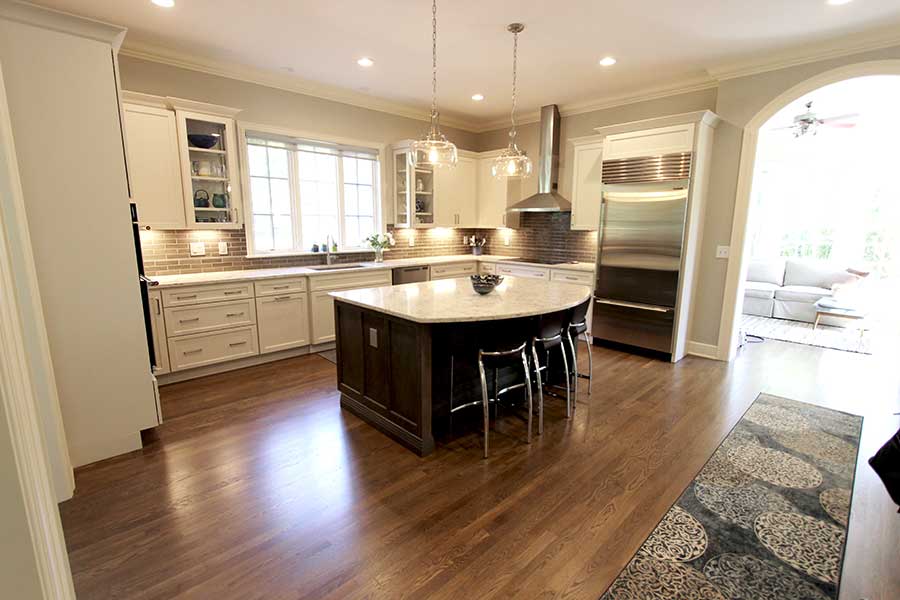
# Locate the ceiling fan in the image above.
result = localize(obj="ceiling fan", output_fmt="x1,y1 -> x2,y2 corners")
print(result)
772,101 -> 859,137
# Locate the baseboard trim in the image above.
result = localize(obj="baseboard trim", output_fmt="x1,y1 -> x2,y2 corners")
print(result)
686,341 -> 721,360
157,344 -> 327,385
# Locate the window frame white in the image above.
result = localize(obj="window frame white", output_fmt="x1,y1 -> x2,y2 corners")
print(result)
238,122 -> 387,257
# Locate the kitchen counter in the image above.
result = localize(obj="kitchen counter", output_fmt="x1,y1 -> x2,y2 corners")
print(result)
331,277 -> 591,324
149,254 -> 595,288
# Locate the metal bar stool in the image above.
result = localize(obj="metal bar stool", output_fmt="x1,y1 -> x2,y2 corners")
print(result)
565,299 -> 593,399
531,311 -> 571,426
460,341 -> 533,458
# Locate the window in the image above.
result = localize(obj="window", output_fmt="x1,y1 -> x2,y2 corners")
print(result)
245,132 -> 380,254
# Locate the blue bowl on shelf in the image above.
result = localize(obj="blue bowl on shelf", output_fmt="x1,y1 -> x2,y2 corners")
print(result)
187,134 -> 220,149
470,274 -> 503,295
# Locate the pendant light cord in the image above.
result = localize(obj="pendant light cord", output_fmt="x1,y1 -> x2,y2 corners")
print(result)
430,0 -> 438,129
509,28 -> 519,146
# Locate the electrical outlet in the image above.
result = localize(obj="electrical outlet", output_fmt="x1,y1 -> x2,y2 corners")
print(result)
189,241 -> 206,256
218,241 -> 228,255
462,235 -> 468,245
408,233 -> 415,247
716,245 -> 730,259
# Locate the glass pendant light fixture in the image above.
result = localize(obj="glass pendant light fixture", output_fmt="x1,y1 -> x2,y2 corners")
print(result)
412,0 -> 458,168
492,23 -> 533,178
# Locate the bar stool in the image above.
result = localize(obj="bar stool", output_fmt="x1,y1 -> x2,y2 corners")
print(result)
471,342 -> 533,458
531,311 -> 571,426
565,299 -> 593,399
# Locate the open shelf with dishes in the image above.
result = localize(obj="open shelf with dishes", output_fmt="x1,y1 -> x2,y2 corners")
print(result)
393,145 -> 435,227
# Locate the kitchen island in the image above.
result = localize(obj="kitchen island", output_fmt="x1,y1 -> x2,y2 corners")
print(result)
331,277 -> 591,455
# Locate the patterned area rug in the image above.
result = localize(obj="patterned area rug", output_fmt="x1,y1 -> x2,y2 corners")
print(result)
741,314 -> 872,355
601,394 -> 863,600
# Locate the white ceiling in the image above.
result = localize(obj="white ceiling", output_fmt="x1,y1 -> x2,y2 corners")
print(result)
33,0 -> 900,130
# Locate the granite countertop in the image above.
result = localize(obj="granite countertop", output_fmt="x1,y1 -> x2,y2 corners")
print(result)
330,277 -> 592,324
148,254 -> 595,288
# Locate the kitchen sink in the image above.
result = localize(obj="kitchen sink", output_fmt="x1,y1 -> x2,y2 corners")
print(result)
307,263 -> 365,271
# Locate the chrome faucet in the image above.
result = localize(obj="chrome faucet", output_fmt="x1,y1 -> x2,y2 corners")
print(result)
325,234 -> 336,265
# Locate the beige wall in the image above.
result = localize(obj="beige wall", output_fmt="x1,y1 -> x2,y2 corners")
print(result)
118,56 -> 480,151
692,43 -> 900,347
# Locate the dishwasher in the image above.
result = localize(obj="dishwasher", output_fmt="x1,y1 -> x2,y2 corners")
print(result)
392,265 -> 430,285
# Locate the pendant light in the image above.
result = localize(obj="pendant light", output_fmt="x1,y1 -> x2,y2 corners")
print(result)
492,23 -> 533,178
412,0 -> 458,168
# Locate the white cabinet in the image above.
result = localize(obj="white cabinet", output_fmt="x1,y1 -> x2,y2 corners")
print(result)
310,290 -> 337,344
569,138 -> 604,231
602,124 -> 695,160
163,298 -> 256,337
175,109 -> 243,229
479,262 -> 497,275
168,326 -> 258,371
393,145 -> 435,227
148,289 -> 170,375
435,153 -> 477,227
475,152 -> 520,228
122,103 -> 186,229
496,263 -> 550,279
257,293 -> 310,353
549,268 -> 593,286
430,262 -> 476,280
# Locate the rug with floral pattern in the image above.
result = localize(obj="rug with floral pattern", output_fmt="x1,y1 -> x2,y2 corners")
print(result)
600,393 -> 862,600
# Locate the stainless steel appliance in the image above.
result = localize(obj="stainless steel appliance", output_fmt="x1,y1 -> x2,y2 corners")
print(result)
392,265 -> 430,284
507,105 -> 571,213
592,152 -> 692,356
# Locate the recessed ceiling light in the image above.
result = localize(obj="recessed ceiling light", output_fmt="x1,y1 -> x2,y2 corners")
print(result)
471,93 -> 485,102
599,56 -> 617,67
826,0 -> 853,5
357,57 -> 374,67
151,0 -> 175,7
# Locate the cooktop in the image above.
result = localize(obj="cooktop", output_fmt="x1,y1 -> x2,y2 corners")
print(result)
503,258 -> 581,266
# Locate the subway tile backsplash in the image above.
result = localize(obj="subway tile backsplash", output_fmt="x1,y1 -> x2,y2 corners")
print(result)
139,212 -> 597,276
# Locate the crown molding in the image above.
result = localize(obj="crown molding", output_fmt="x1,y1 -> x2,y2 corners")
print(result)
0,0 -> 126,49
119,41 -> 482,132
707,25 -> 900,81
475,76 -> 718,133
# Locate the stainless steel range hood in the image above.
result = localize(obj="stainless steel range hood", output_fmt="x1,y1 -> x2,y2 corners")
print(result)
508,104 -> 572,213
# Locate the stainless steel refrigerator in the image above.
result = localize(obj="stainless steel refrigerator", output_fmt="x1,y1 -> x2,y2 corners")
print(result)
592,153 -> 691,356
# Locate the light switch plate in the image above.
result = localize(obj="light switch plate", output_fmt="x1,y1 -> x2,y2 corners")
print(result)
218,241 -> 228,255
716,245 -> 730,259
189,241 -> 206,256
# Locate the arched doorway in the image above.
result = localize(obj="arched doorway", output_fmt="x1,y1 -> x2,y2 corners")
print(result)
717,60 -> 900,359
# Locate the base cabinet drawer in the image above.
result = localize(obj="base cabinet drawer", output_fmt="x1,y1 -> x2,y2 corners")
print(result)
256,293 -> 310,353
430,262 -> 476,280
479,262 -> 497,275
255,277 -> 307,297
496,264 -> 549,279
161,282 -> 253,307
550,268 -> 593,286
168,326 -> 259,371
163,299 -> 256,336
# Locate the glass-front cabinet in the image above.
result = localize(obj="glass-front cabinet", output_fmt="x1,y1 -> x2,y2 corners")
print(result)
392,144 -> 434,227
175,110 -> 243,229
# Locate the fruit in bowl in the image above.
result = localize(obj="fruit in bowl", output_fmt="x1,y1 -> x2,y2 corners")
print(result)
470,274 -> 504,295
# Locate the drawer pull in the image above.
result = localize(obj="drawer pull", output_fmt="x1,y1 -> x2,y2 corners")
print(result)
183,349 -> 203,355
564,276 -> 579,281
224,290 -> 243,296
229,341 -> 248,347
225,312 -> 245,317
275,296 -> 292,301
179,317 -> 200,323
272,285 -> 290,290
176,294 -> 197,300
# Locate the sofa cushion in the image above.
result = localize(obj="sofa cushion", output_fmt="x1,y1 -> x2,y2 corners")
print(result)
774,285 -> 833,303
783,260 -> 856,289
744,281 -> 779,299
746,260 -> 785,286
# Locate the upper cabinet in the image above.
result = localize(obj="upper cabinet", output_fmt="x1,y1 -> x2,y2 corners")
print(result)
175,109 -> 243,229
569,138 -> 604,231
475,151 -> 520,229
393,145 -> 435,227
602,123 -> 695,161
120,93 -> 243,230
122,103 -> 186,229
435,152 -> 477,227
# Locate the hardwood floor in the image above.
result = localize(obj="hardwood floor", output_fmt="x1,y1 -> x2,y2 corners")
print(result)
59,340 -> 900,599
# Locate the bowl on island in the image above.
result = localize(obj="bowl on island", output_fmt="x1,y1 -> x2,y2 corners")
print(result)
470,274 -> 504,295
187,133 -> 221,149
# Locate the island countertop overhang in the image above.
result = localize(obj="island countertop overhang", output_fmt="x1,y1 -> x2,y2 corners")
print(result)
330,277 -> 592,324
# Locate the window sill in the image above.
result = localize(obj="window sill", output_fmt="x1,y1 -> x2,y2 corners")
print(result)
246,248 -> 376,259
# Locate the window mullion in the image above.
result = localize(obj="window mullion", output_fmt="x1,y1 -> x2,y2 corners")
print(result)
336,154 -> 346,247
291,150 -> 303,251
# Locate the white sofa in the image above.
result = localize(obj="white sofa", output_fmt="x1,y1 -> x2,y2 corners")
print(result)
743,259 -> 859,324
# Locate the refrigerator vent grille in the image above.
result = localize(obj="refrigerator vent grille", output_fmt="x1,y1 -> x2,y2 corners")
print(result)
602,152 -> 692,185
